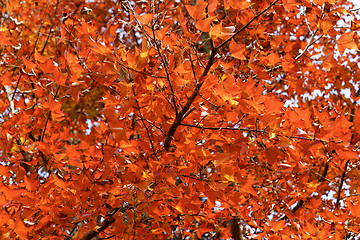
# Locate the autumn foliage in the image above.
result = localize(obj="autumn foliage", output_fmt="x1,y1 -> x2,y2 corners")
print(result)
1,0 -> 360,239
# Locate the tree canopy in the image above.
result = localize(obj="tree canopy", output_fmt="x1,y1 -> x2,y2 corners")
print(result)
1,0 -> 360,239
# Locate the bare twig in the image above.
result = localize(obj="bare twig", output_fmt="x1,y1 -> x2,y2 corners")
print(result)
40,85 -> 60,141
335,160 -> 350,209
341,194 -> 360,200
130,77 -> 160,160
163,49 -> 217,151
115,60 -> 167,79
179,123 -> 267,133
198,93 -> 220,110
294,29 -> 321,60
152,26 -> 178,114
143,119 -> 166,135
11,72 -> 22,102
40,0 -> 60,55
178,123 -> 343,146
134,99 -> 160,160
122,0 -> 153,47
29,0 -> 50,58
295,5 -> 326,60
288,135 -> 342,144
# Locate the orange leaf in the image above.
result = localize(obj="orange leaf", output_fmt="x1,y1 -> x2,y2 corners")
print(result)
51,107 -> 65,122
230,39 -> 246,60
312,0 -> 325,5
0,31 -> 12,45
155,25 -> 170,40
348,201 -> 360,216
209,22 -> 234,39
136,13 -> 154,25
282,0 -> 298,12
195,17 -> 215,32
209,22 -> 223,39
208,0 -> 218,15
318,19 -> 333,33
271,220 -> 286,232
14,218 -> 28,238
227,0 -> 253,10
89,38 -> 111,55
185,0 -> 207,20
22,57 -> 37,72
337,32 -> 359,55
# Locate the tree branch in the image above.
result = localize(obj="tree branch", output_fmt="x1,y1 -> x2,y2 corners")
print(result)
29,0 -> 50,58
152,25 -> 178,114
230,217 -> 244,240
335,160 -> 350,209
163,49 -> 217,151
40,0 -> 59,55
163,0 -> 280,151
79,204 -> 131,240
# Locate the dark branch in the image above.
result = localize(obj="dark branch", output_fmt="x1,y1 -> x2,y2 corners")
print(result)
163,0 -> 280,151
29,0 -> 50,58
335,160 -> 350,209
78,204 -> 131,240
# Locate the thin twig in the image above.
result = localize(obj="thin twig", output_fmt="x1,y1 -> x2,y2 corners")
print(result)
11,72 -> 22,102
123,0 -> 153,47
294,28 -> 319,60
216,0 -> 280,50
130,81 -> 160,160
151,26 -> 178,114
134,99 -> 160,160
143,119 -> 166,135
40,0 -> 60,55
295,6 -> 326,60
341,193 -> 360,200
179,123 -> 343,145
40,85 -> 60,141
335,160 -> 350,209
198,93 -> 220,110
29,0 -> 50,58
179,123 -> 267,133
188,48 -> 198,84
288,135 -> 342,144
163,48 -> 217,151
115,60 -> 167,79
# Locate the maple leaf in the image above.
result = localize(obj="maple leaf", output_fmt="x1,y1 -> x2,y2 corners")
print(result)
337,32 -> 359,55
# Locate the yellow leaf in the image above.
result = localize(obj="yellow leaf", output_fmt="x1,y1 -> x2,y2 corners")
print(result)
223,174 -> 235,182
228,99 -> 239,107
306,181 -> 320,189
